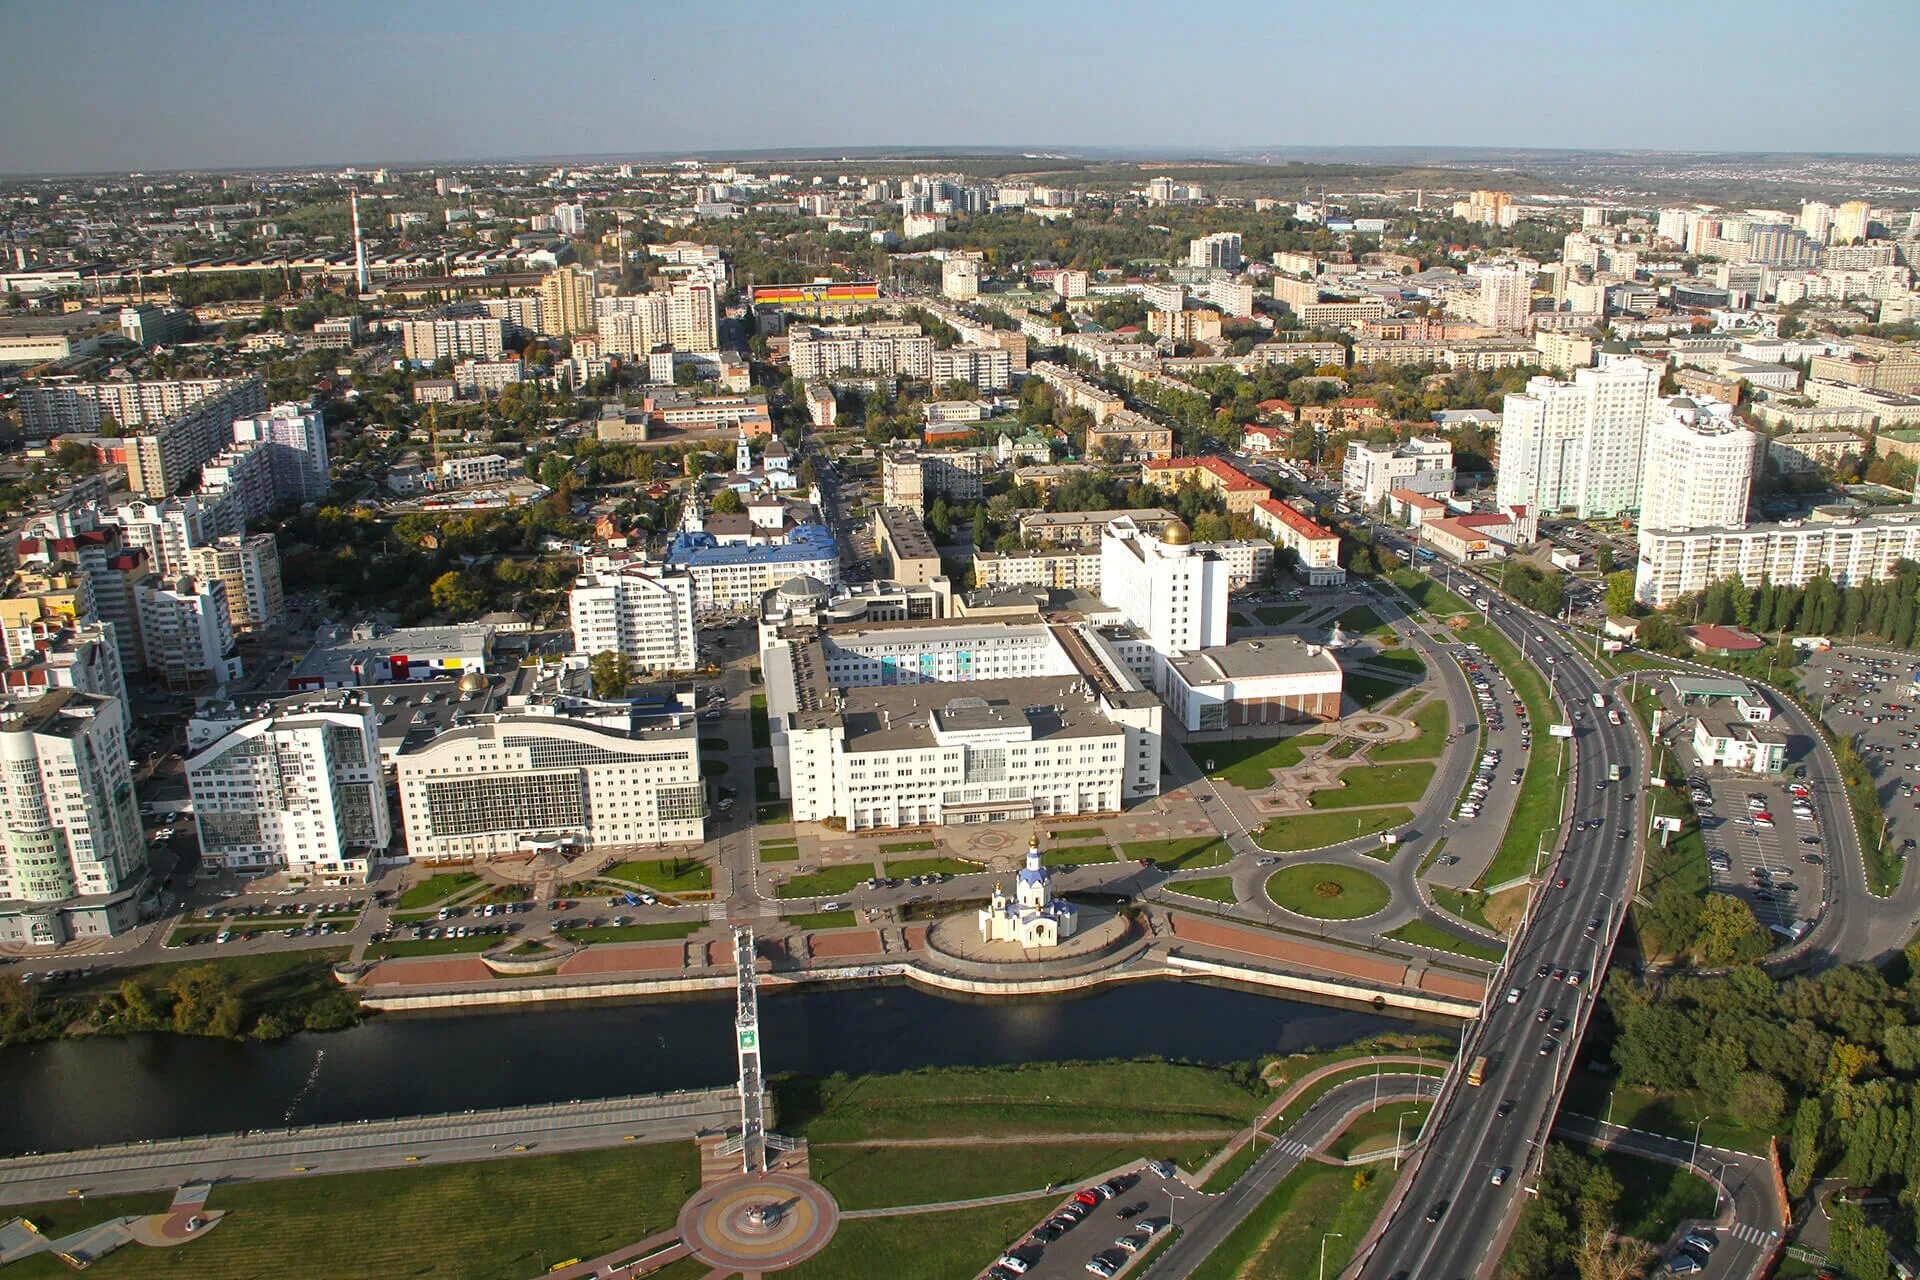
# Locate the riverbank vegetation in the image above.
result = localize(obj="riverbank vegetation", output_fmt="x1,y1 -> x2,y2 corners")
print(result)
0,950 -> 357,1047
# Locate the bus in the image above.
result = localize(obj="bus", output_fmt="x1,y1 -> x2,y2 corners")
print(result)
1467,1055 -> 1489,1087
1414,547 -> 1438,562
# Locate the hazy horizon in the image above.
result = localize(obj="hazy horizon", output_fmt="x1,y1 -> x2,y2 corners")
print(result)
5,0 -> 1916,176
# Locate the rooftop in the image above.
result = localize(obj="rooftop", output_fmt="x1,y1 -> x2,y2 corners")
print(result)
1166,635 -> 1343,685
824,675 -> 1121,753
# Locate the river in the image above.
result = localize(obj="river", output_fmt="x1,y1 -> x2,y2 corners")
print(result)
0,979 -> 1453,1155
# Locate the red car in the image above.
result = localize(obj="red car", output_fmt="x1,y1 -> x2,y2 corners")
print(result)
1554,876 -> 1568,889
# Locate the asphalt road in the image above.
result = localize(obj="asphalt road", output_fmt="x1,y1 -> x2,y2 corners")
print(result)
1354,592 -> 1645,1280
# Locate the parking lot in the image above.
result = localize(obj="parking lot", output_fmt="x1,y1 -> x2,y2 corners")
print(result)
1425,634 -> 1533,887
1799,645 -> 1920,855
974,1166 -> 1181,1280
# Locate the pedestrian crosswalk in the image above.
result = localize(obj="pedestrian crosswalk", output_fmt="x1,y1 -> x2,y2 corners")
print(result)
1275,1136 -> 1312,1159
1729,1222 -> 1772,1245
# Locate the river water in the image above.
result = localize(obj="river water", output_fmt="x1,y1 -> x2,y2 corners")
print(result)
0,979 -> 1453,1155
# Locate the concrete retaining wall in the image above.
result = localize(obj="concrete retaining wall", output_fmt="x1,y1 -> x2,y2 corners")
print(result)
1164,954 -> 1481,1019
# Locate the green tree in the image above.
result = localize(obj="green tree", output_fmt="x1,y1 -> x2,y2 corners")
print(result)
588,650 -> 634,698
1697,893 -> 1770,965
709,488 -> 745,515
429,570 -> 486,617
1826,1200 -> 1892,1280
1603,571 -> 1637,618
1593,542 -> 1614,574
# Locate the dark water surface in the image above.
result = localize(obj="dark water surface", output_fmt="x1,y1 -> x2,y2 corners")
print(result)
0,979 -> 1453,1154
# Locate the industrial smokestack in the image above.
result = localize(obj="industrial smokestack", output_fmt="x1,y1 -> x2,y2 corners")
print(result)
350,191 -> 369,294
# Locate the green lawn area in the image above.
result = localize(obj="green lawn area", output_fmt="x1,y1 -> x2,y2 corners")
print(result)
1384,918 -> 1505,962
1334,604 -> 1392,638
880,839 -> 938,854
750,693 -> 770,749
1047,826 -> 1110,842
1306,761 -> 1435,809
1229,611 -> 1255,629
759,841 -> 801,862
1367,647 -> 1427,679
811,1137 -> 1223,1212
0,1142 -> 700,1280
1326,736 -> 1364,759
773,1060 -> 1270,1144
778,1202 -> 1048,1280
1254,807 -> 1413,853
1197,732 -> 1326,790
755,765 -> 781,802
1429,885 -> 1499,934
1461,620 -> 1564,890
600,858 -> 712,894
396,872 -> 480,910
1255,604 -> 1308,626
1121,836 -> 1235,870
1390,568 -> 1474,616
1171,876 -> 1239,904
1040,845 -> 1114,867
785,909 -> 858,931
367,933 -> 498,959
1345,671 -> 1410,708
756,800 -> 792,824
559,921 -> 702,944
1185,1154 -> 1397,1280
775,864 -> 876,900
884,855 -> 980,878
1264,863 -> 1392,919
1322,1101 -> 1431,1160
1560,1077 -> 1771,1156
1372,698 -> 1449,762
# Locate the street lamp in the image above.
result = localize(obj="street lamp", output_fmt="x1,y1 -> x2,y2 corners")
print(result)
1691,1115 -> 1711,1172
1320,1231 -> 1345,1280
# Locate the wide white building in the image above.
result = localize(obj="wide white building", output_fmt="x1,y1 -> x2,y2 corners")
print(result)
1342,437 -> 1455,507
1098,517 -> 1228,691
1636,397 -> 1762,533
1635,508 -> 1920,606
186,693 -> 389,884
0,689 -> 146,945
395,709 -> 705,861
1496,355 -> 1663,519
568,563 -> 699,672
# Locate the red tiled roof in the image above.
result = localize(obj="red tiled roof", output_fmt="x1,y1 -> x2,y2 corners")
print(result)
1386,489 -> 1445,509
1686,625 -> 1765,652
1256,497 -> 1337,542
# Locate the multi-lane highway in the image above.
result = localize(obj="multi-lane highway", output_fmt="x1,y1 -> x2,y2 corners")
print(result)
1354,594 -> 1646,1280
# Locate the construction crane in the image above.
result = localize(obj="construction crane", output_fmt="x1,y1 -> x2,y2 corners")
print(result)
426,400 -> 486,468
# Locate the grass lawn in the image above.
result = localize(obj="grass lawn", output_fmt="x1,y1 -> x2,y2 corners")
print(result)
600,858 -> 712,894
367,934 -> 498,959
1047,826 -> 1110,842
1199,1132 -> 1270,1191
1326,736 -> 1364,759
1264,863 -> 1392,919
1390,568 -> 1474,617
756,801 -> 792,824
1560,1077 -> 1771,1156
1345,672 -> 1410,708
1307,761 -> 1435,809
1254,807 -> 1413,853
1255,604 -> 1308,626
773,1060 -> 1269,1144
755,765 -> 781,802
750,693 -> 770,749
1323,1101 -> 1431,1160
778,1202 -> 1047,1280
0,1142 -> 700,1280
1367,647 -> 1428,679
1229,611 -> 1255,628
775,864 -> 876,900
1334,604 -> 1392,638
811,1137 -> 1223,1212
785,909 -> 858,931
1198,732 -> 1326,790
1384,918 -> 1505,962
1122,837 -> 1234,870
1372,699 -> 1449,762
880,839 -> 938,854
396,872 -> 480,910
1185,1154 -> 1397,1280
1040,846 -> 1114,867
884,855 -> 980,878
1460,620 -> 1563,890
1171,876 -> 1239,904
1429,885 -> 1499,934
759,842 -> 801,863
559,921 -> 702,944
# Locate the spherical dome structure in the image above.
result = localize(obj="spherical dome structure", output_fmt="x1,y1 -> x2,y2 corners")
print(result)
776,574 -> 831,607
1161,519 -> 1193,546
457,670 -> 489,695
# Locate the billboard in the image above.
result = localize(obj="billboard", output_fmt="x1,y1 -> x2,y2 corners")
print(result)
749,280 -> 880,306
1548,722 -> 1574,738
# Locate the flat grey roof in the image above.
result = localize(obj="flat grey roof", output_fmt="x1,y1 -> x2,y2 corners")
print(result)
1167,635 -> 1343,683
825,675 -> 1120,753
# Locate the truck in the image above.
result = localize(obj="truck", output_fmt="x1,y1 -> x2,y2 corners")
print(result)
1467,1055 -> 1489,1087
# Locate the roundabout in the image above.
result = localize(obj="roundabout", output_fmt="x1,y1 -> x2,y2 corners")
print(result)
1264,863 -> 1393,920
676,1170 -> 839,1273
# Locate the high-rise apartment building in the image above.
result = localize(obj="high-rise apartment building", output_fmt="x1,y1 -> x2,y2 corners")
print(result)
1798,201 -> 1835,242
1833,200 -> 1873,244
1188,232 -> 1243,271
1636,397 -> 1762,532
136,575 -> 236,688
400,315 -> 508,363
230,402 -> 331,502
1098,516 -> 1227,692
0,689 -> 146,945
538,265 -> 597,337
567,564 -> 698,673
186,692 -> 388,883
942,255 -> 981,301
15,376 -> 262,439
186,533 -> 285,633
1474,264 -> 1532,331
120,377 -> 272,498
1495,355 -> 1663,519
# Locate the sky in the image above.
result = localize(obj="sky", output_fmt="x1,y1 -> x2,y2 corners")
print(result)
3,0 -> 1915,174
